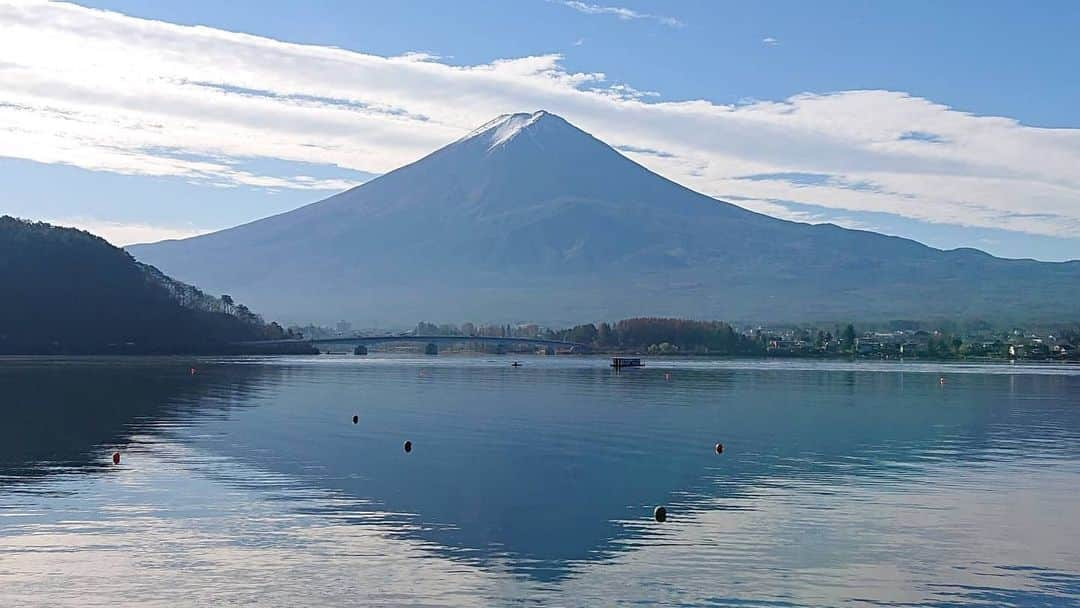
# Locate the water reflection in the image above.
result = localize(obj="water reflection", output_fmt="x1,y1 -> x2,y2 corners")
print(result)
0,357 -> 279,480
1,356 -> 1078,606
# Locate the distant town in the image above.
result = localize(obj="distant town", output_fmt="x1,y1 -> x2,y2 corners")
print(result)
290,318 -> 1080,362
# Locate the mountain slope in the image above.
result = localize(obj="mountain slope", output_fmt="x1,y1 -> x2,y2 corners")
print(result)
0,217 -> 301,354
129,111 -> 1080,325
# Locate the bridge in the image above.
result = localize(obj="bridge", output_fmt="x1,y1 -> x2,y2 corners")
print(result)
239,334 -> 588,353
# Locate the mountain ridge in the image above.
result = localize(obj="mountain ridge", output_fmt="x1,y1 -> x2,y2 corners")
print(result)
128,112 -> 1080,326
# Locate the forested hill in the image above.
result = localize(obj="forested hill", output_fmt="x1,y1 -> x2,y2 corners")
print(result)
0,217 -> 306,354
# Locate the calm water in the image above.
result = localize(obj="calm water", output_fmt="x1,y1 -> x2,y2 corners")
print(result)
1,355 -> 1079,607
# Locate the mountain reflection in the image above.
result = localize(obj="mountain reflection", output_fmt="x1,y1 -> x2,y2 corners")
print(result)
4,357 -> 1079,585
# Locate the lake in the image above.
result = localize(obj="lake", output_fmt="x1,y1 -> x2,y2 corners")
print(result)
1,355 -> 1078,606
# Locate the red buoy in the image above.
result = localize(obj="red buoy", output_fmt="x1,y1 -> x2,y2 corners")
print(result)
403,440 -> 413,453
715,443 -> 724,455
112,452 -> 121,465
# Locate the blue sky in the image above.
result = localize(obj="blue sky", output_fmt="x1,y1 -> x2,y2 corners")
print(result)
1,0 -> 1078,259
81,0 -> 1080,127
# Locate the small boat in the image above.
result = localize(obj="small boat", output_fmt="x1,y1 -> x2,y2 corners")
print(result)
611,357 -> 643,368
511,361 -> 523,367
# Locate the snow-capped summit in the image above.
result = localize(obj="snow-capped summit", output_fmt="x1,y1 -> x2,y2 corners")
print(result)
462,110 -> 556,150
129,112 -> 1080,325
451,110 -> 586,156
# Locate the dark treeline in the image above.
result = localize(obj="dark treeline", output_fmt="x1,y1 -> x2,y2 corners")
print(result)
415,320 -> 542,339
0,217 -> 307,354
549,318 -> 761,354
410,316 -> 1079,360
411,318 -> 759,354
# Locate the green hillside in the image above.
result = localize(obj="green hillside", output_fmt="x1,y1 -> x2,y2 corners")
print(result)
0,217 -> 310,354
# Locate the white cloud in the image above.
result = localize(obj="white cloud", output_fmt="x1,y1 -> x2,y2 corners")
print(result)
552,1 -> 684,27
47,217 -> 210,246
762,37 -> 779,46
1,1 -> 1079,239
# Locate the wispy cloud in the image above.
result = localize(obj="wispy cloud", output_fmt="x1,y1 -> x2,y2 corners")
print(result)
47,217 -> 209,246
762,37 -> 779,46
1,1 -> 1079,240
553,1 -> 684,27
614,144 -> 675,158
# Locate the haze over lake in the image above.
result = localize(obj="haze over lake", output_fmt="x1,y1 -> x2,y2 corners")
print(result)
2,355 -> 1078,606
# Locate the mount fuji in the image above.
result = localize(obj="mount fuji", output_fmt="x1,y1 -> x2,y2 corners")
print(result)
128,111 -> 1080,325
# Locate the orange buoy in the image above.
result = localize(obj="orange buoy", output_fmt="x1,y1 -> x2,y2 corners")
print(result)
715,442 -> 724,455
112,452 -> 121,465
403,440 -> 412,453
653,506 -> 667,522
352,415 -> 359,424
